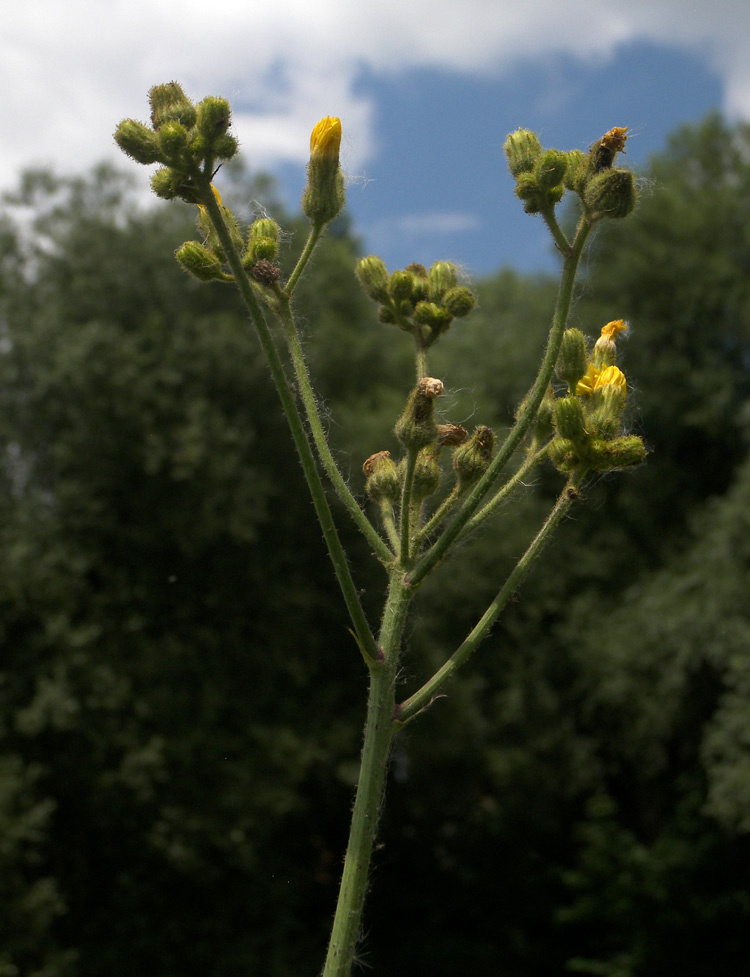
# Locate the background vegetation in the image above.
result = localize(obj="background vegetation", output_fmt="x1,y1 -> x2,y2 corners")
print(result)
1,114 -> 749,976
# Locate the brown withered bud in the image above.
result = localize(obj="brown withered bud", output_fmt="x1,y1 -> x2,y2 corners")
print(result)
250,259 -> 282,286
590,126 -> 628,172
436,424 -> 469,448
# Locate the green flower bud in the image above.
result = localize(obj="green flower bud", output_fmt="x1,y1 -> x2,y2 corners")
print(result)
504,128 -> 543,178
563,150 -> 587,193
389,269 -> 415,303
150,166 -> 183,200
212,133 -> 239,161
356,256 -> 390,302
554,396 -> 588,444
411,449 -> 441,500
394,377 -> 443,450
413,301 -> 453,346
429,261 -> 458,301
588,435 -> 646,471
535,149 -> 568,191
584,168 -> 637,219
453,425 -> 495,488
196,96 -> 232,142
149,82 -> 196,129
157,120 -> 189,164
245,218 -> 281,265
114,119 -> 162,165
363,451 -> 401,503
443,286 -> 476,318
514,172 -> 542,213
175,241 -> 229,282
548,437 -> 579,474
555,328 -> 589,392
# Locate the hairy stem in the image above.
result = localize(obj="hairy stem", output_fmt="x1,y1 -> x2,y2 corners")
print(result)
201,186 -> 379,662
322,572 -> 412,977
278,299 -> 393,563
396,474 -> 582,726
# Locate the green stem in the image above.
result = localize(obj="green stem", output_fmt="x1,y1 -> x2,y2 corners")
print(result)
415,344 -> 429,380
406,216 -> 591,590
285,222 -> 324,296
322,572 -> 412,977
278,299 -> 393,564
399,448 -> 418,564
416,484 -> 461,543
395,474 -> 582,726
460,442 -> 551,538
200,186 -> 379,663
540,203 -> 571,256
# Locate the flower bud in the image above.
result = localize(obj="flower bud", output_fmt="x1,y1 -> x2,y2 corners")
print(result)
245,218 -> 281,265
149,82 -> 196,129
436,424 -> 468,448
411,448 -> 441,500
394,377 -> 443,450
554,396 -> 588,444
584,168 -> 636,219
590,126 -> 628,173
114,119 -> 162,165
196,96 -> 232,142
150,166 -> 184,200
443,286 -> 476,318
363,451 -> 400,504
157,120 -> 189,164
504,128 -> 543,178
588,435 -> 646,471
592,320 -> 627,368
548,437 -> 579,474
356,256 -> 390,302
589,365 -> 628,436
535,149 -> 568,191
429,261 -> 458,301
556,328 -> 588,392
389,269 -> 415,304
302,116 -> 345,225
563,150 -> 587,193
453,425 -> 495,488
175,241 -> 229,282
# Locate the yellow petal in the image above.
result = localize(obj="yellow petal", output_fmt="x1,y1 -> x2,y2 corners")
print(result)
310,116 -> 342,159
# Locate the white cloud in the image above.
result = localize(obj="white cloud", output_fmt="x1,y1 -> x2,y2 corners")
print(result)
1,0 -> 747,195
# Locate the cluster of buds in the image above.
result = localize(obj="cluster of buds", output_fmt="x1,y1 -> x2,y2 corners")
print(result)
363,380 -> 495,507
114,82 -> 239,204
504,126 -> 636,221
355,257 -> 477,349
549,321 -> 645,473
173,192 -> 283,288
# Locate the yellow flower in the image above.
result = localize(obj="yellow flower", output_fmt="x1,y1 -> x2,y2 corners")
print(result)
310,116 -> 342,159
594,365 -> 627,396
576,363 -> 600,397
600,319 -> 627,341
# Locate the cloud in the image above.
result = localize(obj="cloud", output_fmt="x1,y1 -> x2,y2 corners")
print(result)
1,0 -> 747,194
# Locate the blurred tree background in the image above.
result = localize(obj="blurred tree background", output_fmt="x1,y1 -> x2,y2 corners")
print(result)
1,114 -> 749,976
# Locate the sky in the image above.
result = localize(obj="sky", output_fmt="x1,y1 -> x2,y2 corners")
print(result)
2,1 -> 746,276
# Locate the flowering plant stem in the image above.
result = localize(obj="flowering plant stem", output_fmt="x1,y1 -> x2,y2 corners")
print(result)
115,88 -> 643,975
209,186 -> 593,977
